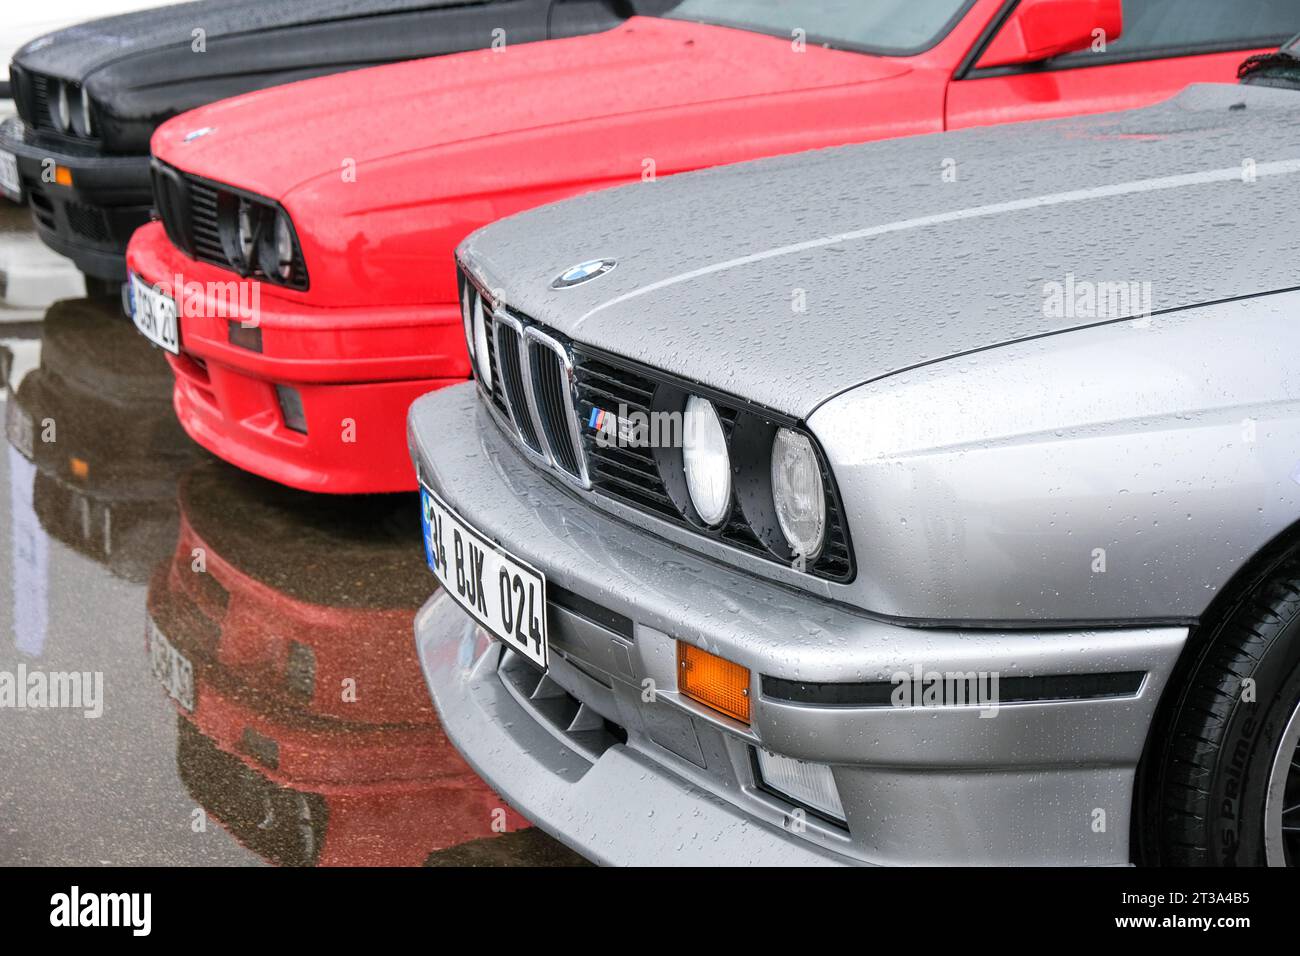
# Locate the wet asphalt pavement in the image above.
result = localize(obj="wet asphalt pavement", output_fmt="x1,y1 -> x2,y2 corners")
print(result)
0,205 -> 585,866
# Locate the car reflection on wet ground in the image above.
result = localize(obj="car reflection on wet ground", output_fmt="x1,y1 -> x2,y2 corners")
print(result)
0,280 -> 586,866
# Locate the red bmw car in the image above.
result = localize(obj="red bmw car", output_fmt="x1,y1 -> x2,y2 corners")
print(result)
124,0 -> 1300,493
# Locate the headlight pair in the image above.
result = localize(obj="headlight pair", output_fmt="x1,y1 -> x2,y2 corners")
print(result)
682,396 -> 826,560
460,277 -> 494,391
51,80 -> 94,138
217,194 -> 303,287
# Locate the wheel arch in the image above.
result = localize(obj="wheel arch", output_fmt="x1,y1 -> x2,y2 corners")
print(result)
1131,515 -> 1300,864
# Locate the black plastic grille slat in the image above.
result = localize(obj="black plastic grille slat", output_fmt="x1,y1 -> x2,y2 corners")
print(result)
587,446 -> 660,483
31,74 -> 54,130
574,355 -> 673,518
578,370 -> 655,404
187,181 -> 225,263
530,344 -> 581,478
590,470 -> 675,506
481,306 -> 509,415
495,324 -> 542,453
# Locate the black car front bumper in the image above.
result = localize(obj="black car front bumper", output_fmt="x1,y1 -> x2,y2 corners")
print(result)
0,116 -> 151,280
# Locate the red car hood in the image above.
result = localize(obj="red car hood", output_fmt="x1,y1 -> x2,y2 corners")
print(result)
152,16 -> 929,307
154,17 -> 910,196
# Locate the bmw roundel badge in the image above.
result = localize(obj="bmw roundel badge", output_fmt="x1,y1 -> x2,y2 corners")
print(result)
552,258 -> 617,289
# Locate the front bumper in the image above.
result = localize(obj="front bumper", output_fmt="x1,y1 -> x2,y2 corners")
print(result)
411,383 -> 1190,866
127,223 -> 469,494
0,116 -> 151,279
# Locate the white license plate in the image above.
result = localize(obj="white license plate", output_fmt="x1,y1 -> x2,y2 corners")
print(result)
148,617 -> 195,712
0,150 -> 19,201
129,272 -> 179,354
421,483 -> 548,669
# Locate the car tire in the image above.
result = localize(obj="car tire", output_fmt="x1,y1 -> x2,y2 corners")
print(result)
1153,546 -> 1300,865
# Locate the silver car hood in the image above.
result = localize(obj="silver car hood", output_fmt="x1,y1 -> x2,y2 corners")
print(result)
460,83 -> 1300,419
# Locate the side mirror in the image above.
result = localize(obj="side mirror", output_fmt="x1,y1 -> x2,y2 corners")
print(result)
976,0 -> 1123,69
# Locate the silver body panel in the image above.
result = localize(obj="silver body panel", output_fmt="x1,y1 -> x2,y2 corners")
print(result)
412,386 -> 1186,865
814,292 -> 1300,621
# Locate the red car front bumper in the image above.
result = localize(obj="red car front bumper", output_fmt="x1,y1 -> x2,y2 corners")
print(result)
126,223 -> 468,493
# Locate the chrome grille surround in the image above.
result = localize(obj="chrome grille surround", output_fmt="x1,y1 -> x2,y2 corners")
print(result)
525,327 -> 588,482
467,272 -> 591,490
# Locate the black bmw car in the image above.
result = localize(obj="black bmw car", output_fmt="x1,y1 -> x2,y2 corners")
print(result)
0,0 -> 669,292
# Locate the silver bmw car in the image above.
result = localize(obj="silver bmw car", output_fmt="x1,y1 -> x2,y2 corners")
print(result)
408,74 -> 1300,865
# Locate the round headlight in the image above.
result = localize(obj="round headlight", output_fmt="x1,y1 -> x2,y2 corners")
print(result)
472,292 -> 492,391
236,199 -> 256,267
71,85 -> 93,137
261,211 -> 294,282
53,81 -> 72,132
771,428 -> 826,560
683,396 -> 730,526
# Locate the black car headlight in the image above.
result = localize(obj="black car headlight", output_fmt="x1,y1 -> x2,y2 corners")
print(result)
258,211 -> 296,283
51,80 -> 94,137
52,81 -> 71,133
215,191 -> 306,288
76,85 -> 94,138
770,428 -> 826,559
682,396 -> 731,527
638,376 -> 846,576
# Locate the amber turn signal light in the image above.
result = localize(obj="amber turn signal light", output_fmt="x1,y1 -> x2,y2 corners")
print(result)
678,642 -> 750,723
54,165 -> 74,187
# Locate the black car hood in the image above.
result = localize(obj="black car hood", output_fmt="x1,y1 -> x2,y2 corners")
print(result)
17,0 -> 500,76
13,0 -> 535,122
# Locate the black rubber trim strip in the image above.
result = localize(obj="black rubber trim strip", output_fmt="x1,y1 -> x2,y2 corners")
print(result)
762,670 -> 1147,707
953,0 -> 1020,80
963,36 -> 1296,81
549,582 -> 634,640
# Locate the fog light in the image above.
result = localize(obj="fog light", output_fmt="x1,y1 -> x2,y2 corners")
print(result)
755,749 -> 846,823
227,320 -> 263,352
678,641 -> 749,723
275,385 -> 307,434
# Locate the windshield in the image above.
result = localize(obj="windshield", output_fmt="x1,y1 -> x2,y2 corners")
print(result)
663,0 -> 973,56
